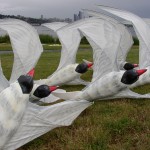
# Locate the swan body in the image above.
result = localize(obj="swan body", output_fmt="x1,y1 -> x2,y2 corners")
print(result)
35,64 -> 80,86
0,81 -> 30,149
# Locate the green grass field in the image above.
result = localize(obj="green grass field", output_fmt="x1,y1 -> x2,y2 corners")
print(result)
0,43 -> 91,51
1,46 -> 150,150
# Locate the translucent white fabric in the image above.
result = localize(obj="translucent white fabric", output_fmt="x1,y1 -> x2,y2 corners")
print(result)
44,20 -> 93,71
42,21 -> 91,85
0,19 -> 92,149
83,9 -> 133,70
112,18 -> 150,28
78,19 -> 121,81
144,18 -> 150,26
43,22 -> 82,70
0,82 -> 29,149
97,5 -> 150,69
96,6 -> 150,89
43,18 -> 128,83
77,21 -> 146,99
43,22 -> 68,32
53,17 -> 150,101
0,19 -> 43,83
4,100 -> 92,150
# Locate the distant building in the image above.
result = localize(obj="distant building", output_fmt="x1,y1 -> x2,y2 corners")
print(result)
41,15 -> 43,20
78,11 -> 84,20
74,14 -> 79,21
0,13 -> 72,25
65,18 -> 72,23
74,11 -> 84,21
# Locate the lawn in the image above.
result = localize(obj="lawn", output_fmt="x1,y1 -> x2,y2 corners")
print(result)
1,46 -> 150,150
0,43 -> 91,51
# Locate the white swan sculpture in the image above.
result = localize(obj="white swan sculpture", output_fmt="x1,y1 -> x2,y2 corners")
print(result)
53,17 -> 148,101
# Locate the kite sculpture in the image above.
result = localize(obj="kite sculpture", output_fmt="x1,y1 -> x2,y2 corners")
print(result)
53,17 -> 148,101
0,9 -> 150,149
97,5 -> 150,89
32,21 -> 93,86
0,19 -> 92,149
0,19 -> 65,103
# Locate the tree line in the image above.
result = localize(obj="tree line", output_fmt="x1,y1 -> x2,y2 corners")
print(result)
0,34 -> 139,45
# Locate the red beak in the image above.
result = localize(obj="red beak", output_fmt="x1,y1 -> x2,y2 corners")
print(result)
27,68 -> 35,77
133,64 -> 138,67
87,62 -> 93,68
49,86 -> 58,92
136,69 -> 147,76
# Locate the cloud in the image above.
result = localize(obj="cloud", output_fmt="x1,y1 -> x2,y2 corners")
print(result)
0,0 -> 150,18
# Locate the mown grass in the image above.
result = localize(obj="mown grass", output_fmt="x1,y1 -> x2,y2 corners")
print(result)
1,46 -> 150,150
0,43 -> 12,50
43,44 -> 92,50
0,43 -> 91,51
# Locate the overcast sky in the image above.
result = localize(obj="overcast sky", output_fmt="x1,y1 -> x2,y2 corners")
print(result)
1,0 -> 150,19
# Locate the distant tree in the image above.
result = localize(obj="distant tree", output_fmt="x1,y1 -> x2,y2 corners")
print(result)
39,34 -> 55,44
133,37 -> 139,45
81,37 -> 89,44
55,38 -> 61,44
0,35 -> 10,43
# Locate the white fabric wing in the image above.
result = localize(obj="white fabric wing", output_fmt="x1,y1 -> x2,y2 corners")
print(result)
43,22 -> 89,85
66,78 -> 90,86
78,19 -> 121,81
56,21 -> 83,70
0,19 -> 43,83
100,88 -> 150,100
144,18 -> 150,26
97,5 -> 150,68
42,22 -> 68,32
83,9 -> 133,67
4,100 -> 92,150
42,22 -> 90,85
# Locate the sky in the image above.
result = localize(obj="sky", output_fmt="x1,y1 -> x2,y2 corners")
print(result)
0,0 -> 150,19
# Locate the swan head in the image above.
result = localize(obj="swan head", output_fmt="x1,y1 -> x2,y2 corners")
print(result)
75,62 -> 93,74
123,62 -> 138,70
121,69 -> 147,85
32,85 -> 57,99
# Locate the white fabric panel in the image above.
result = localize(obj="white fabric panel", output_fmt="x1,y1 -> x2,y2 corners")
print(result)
117,18 -> 150,27
0,82 -> 29,149
83,9 -> 133,67
78,19 -> 121,81
55,18 -> 103,70
0,61 -> 9,92
4,100 -> 92,150
43,18 -> 96,85
42,21 -> 80,70
42,21 -> 90,85
56,23 -> 82,70
101,88 -> 150,100
42,22 -> 68,32
97,5 -> 150,68
66,78 -> 90,85
0,19 -> 43,82
144,18 -> 150,26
